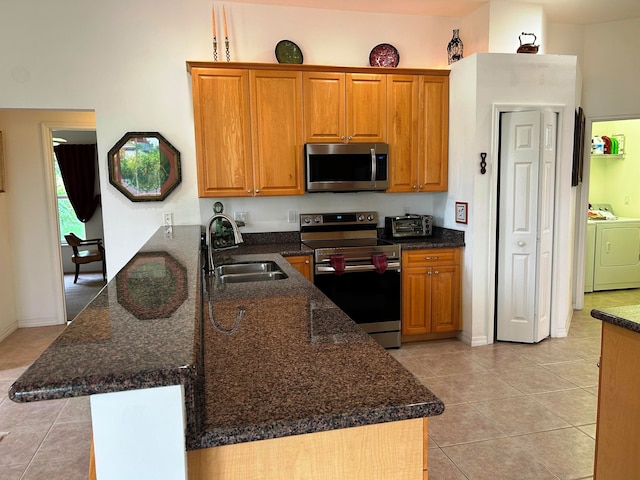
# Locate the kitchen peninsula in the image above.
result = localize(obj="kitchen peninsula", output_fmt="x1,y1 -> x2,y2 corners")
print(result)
590,306 -> 640,479
9,226 -> 444,480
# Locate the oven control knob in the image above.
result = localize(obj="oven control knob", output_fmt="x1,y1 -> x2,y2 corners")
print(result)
302,216 -> 312,224
358,215 -> 365,221
367,214 -> 374,221
314,216 -> 322,223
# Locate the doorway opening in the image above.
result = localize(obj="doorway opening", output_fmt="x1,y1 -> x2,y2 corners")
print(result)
577,117 -> 640,309
42,122 -> 105,322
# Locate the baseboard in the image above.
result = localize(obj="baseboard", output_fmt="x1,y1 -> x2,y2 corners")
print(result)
17,317 -> 64,328
459,330 -> 489,347
0,321 -> 18,342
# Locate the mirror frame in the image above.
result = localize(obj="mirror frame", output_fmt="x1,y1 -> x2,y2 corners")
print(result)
108,131 -> 181,202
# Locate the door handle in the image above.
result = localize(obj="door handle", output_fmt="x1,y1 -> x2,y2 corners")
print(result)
518,241 -> 526,246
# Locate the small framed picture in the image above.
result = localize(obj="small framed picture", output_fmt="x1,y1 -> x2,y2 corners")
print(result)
455,202 -> 468,224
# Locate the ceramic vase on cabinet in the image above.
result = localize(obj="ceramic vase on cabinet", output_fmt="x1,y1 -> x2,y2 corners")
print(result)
447,29 -> 463,64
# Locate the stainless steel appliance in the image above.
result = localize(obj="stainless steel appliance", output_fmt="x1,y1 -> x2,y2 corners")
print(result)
385,214 -> 433,238
305,143 -> 389,193
300,211 -> 401,348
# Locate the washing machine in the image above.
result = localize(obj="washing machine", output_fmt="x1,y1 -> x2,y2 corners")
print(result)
585,204 -> 640,291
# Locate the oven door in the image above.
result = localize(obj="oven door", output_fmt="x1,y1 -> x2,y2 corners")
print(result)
314,266 -> 401,348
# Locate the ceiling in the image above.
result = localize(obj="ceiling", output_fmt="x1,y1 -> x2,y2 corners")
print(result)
226,0 -> 640,25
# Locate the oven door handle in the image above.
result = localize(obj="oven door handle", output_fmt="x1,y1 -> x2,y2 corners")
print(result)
316,261 -> 401,274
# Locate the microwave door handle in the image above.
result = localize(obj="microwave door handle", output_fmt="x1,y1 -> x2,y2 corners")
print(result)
370,148 -> 376,186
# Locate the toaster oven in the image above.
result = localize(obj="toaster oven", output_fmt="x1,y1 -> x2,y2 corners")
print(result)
385,214 -> 433,238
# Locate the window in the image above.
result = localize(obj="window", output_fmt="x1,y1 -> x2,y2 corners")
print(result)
54,156 -> 85,242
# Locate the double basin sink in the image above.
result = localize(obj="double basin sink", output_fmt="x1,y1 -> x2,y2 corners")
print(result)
214,261 -> 288,284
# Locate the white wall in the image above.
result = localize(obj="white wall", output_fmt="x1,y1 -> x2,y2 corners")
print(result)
442,53 -> 578,345
0,110 -> 97,331
487,1 -> 546,54
0,0 -> 464,330
1,0 -> 639,333
0,180 -> 16,340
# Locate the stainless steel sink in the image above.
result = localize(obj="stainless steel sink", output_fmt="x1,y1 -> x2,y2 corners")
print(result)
217,270 -> 288,284
214,261 -> 287,283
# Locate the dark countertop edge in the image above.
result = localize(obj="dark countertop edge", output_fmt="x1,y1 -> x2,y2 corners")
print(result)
188,401 -> 445,450
590,307 -> 640,334
242,227 -> 465,253
9,364 -> 198,403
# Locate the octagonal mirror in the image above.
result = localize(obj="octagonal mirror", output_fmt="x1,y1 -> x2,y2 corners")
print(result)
108,132 -> 181,202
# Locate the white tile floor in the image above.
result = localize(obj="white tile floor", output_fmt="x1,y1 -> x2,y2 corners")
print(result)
1,288 -> 637,479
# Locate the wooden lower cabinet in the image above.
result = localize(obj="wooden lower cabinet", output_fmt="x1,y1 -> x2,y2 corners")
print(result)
594,322 -> 640,479
187,418 -> 429,480
285,255 -> 313,281
402,248 -> 461,340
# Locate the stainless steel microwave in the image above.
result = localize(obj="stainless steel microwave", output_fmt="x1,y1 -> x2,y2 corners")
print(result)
305,143 -> 389,193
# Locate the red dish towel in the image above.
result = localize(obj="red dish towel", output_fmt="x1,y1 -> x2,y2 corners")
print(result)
330,255 -> 346,275
372,253 -> 388,274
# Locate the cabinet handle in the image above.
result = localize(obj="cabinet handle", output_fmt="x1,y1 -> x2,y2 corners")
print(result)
518,241 -> 526,246
412,185 -> 418,190
247,189 -> 252,194
434,270 -> 440,275
419,185 -> 424,189
348,136 -> 353,141
305,260 -> 309,264
425,256 -> 439,260
255,189 -> 260,194
427,271 -> 432,275
341,136 -> 346,141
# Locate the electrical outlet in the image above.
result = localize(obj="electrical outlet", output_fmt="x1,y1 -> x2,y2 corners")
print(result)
288,210 -> 298,224
163,212 -> 173,226
234,211 -> 248,224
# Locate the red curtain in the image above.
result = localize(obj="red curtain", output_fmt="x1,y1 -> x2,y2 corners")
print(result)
54,144 -> 100,223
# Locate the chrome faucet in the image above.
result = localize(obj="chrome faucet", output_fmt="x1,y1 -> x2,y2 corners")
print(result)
206,213 -> 244,273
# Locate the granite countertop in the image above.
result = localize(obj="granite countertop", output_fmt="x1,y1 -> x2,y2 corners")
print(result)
590,305 -> 640,334
9,225 -> 444,451
193,250 -> 443,449
381,226 -> 465,250
9,226 -> 203,404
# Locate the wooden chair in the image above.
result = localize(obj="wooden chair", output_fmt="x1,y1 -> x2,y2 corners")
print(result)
64,233 -> 106,283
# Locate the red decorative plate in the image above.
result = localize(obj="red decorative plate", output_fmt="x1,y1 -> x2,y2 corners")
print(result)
369,43 -> 400,68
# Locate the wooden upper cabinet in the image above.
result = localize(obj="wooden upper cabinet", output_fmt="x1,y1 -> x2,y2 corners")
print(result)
303,72 -> 386,143
250,70 -> 305,196
387,75 -> 420,193
418,75 -> 449,192
190,66 -> 304,197
191,68 -> 253,197
187,62 -> 448,197
387,75 -> 449,193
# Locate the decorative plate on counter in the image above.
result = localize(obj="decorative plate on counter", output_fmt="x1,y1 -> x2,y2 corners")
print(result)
275,40 -> 304,64
369,43 -> 400,67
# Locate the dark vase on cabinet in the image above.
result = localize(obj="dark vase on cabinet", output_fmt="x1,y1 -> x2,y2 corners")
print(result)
447,29 -> 463,65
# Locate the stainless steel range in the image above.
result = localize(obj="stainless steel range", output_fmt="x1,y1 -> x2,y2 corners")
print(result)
300,211 -> 401,348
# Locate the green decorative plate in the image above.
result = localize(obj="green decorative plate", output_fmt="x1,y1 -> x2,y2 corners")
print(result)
275,40 -> 303,64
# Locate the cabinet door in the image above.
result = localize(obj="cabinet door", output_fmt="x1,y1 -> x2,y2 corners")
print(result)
191,68 -> 253,197
286,255 -> 313,281
430,265 -> 461,333
303,72 -> 346,143
387,75 -> 419,193
250,70 -> 305,196
417,75 -> 449,192
401,267 -> 432,335
346,73 -> 387,143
